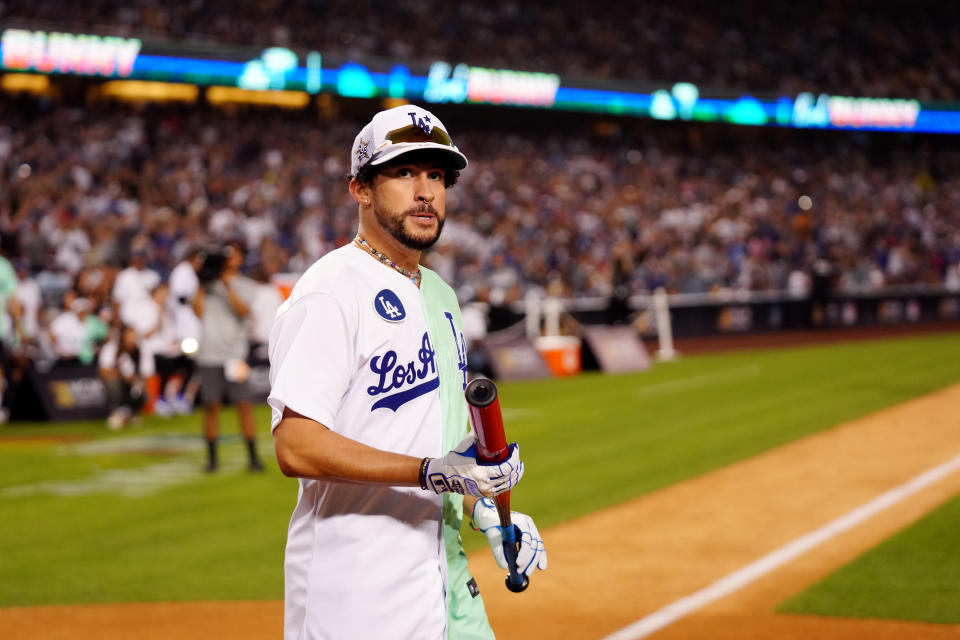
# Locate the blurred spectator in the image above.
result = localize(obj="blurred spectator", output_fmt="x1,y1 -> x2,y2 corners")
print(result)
947,262 -> 960,291
47,294 -> 96,365
76,265 -> 116,313
1,96 -> 955,307
0,246 -> 19,422
461,293 -> 492,378
140,284 -> 190,417
0,90 -> 957,423
80,301 -> 110,366
164,247 -> 205,414
249,266 -> 284,351
113,247 -> 161,329
192,241 -> 263,472
810,255 -> 837,328
99,325 -> 153,430
605,246 -> 633,325
120,282 -> 164,355
169,248 -> 203,322
785,263 -> 813,329
13,261 -> 42,347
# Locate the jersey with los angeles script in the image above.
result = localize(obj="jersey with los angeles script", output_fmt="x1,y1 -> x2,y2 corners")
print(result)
268,244 -> 493,640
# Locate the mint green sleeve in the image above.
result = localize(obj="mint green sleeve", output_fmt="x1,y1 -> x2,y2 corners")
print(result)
419,269 -> 496,640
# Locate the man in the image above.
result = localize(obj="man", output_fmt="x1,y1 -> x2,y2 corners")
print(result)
99,323 -> 153,430
168,246 -> 203,324
0,243 -> 20,422
193,240 -> 263,472
269,105 -> 547,640
164,247 -> 205,414
112,246 -> 161,328
48,293 -> 95,365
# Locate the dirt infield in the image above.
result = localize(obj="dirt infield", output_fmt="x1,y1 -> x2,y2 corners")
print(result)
0,601 -> 283,640
473,381 -> 960,639
3,380 -> 960,639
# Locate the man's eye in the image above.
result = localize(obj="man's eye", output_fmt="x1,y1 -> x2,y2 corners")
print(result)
429,171 -> 444,180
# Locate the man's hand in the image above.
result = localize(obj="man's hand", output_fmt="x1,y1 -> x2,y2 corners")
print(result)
219,275 -> 250,317
471,497 -> 547,578
424,434 -> 523,497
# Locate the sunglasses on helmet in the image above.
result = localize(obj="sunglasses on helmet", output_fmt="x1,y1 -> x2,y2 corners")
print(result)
384,124 -> 454,147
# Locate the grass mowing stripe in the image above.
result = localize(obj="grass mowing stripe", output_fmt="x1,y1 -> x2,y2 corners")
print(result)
632,363 -> 762,398
469,333 -> 960,539
1,333 -> 959,604
779,491 -> 960,624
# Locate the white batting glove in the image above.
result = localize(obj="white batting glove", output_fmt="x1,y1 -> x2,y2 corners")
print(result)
471,497 -> 547,578
423,434 -> 523,497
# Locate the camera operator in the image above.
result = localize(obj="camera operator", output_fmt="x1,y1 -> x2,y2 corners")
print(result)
192,240 -> 263,472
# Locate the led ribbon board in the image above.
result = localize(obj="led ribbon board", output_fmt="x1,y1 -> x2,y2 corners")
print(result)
1,28 -> 957,134
2,28 -> 140,76
423,61 -> 560,107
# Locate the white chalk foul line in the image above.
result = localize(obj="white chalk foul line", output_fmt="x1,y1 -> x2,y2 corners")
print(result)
601,451 -> 960,640
633,364 -> 761,399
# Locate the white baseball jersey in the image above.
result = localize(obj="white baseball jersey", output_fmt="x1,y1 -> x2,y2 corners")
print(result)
269,244 -> 488,640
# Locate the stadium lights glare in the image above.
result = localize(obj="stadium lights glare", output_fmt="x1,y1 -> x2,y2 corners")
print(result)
381,97 -> 411,110
1,73 -> 53,95
206,86 -> 310,108
96,80 -> 199,103
0,26 -> 946,133
180,337 -> 199,356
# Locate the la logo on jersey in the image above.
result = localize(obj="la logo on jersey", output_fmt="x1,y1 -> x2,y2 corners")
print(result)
374,289 -> 406,322
367,332 -> 439,412
444,311 -> 468,391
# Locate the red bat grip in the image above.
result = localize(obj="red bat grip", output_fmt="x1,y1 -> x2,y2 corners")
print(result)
465,378 -> 529,592
465,378 -> 509,463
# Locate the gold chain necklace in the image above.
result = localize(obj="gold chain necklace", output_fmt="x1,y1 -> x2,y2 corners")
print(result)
353,235 -> 422,288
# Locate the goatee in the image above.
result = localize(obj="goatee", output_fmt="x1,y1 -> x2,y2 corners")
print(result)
374,204 -> 444,251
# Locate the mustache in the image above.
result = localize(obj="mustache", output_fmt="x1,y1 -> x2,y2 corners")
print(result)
407,204 -> 439,216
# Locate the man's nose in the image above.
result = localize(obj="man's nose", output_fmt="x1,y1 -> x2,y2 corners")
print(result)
414,173 -> 436,202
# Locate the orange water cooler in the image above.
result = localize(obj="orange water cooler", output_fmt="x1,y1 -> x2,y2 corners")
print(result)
534,335 -> 582,377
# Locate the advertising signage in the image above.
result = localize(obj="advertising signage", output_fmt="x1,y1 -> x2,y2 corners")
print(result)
2,28 -> 958,134
2,28 -> 140,77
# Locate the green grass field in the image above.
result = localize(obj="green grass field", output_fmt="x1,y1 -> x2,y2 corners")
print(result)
780,492 -> 960,624
1,332 -> 959,614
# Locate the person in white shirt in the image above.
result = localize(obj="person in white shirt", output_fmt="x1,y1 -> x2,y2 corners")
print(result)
13,265 -> 41,345
249,267 -> 284,348
112,249 -> 161,327
166,247 -> 205,414
269,105 -> 545,640
140,284 -> 191,417
48,295 -> 92,364
168,248 -> 203,313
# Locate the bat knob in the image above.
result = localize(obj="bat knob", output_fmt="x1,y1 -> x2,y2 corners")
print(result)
505,575 -> 529,593
465,377 -> 498,407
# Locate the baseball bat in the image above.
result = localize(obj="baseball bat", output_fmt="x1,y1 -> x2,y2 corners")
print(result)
465,377 -> 529,593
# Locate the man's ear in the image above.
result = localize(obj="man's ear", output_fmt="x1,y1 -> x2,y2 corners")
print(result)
349,178 -> 371,206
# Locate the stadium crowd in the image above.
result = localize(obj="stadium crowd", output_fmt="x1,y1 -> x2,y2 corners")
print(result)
0,95 -> 959,422
4,0 -> 960,100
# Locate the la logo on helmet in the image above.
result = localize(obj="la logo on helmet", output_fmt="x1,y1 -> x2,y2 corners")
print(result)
408,112 -> 433,134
